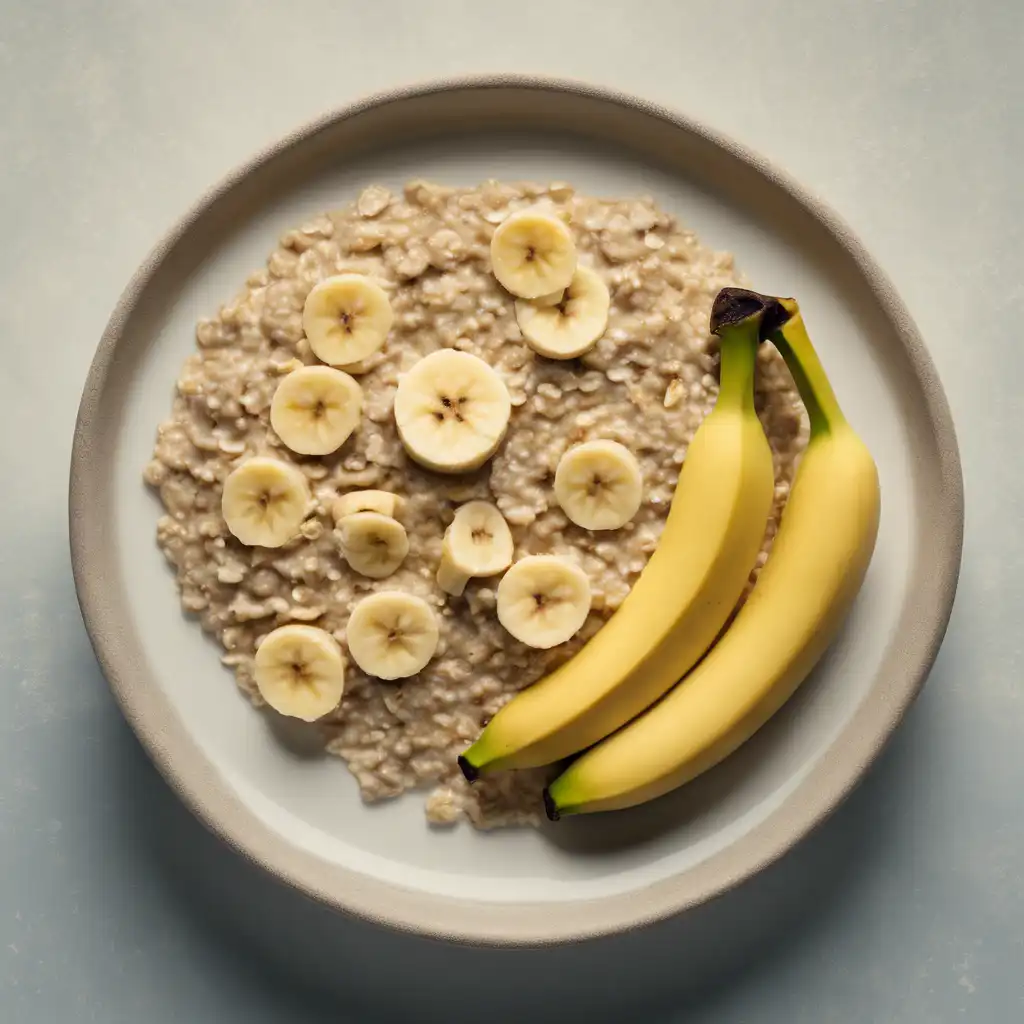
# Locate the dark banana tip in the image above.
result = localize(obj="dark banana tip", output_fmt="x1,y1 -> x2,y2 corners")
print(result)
542,789 -> 561,822
710,287 -> 793,339
457,755 -> 479,783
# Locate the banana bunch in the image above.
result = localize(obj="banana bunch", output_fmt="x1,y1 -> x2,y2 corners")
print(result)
543,294 -> 881,817
458,290 -> 778,777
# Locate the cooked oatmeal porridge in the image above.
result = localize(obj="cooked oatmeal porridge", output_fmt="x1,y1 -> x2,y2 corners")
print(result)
143,180 -> 807,828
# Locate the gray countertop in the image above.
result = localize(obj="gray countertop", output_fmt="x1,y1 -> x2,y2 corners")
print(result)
1,1 -> 1020,1021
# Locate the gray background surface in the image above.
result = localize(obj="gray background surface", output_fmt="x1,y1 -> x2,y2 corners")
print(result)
0,1 -> 1019,1020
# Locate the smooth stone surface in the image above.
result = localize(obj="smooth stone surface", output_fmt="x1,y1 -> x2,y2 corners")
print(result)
1,0 -> 1019,1020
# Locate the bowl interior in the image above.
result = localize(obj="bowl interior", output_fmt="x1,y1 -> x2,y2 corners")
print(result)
109,131 -> 912,902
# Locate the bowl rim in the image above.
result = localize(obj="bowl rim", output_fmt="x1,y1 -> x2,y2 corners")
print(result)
69,73 -> 964,946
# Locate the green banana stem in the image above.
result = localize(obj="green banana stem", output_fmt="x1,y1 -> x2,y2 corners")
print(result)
769,302 -> 847,438
715,320 -> 760,412
710,287 -> 785,412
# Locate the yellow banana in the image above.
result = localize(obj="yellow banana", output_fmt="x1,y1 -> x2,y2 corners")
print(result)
545,299 -> 880,818
458,289 -> 777,778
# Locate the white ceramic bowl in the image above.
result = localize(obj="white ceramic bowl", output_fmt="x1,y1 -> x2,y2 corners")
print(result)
70,76 -> 963,945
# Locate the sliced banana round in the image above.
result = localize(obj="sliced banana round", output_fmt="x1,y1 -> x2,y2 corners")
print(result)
393,349 -> 512,473
554,440 -> 643,531
346,591 -> 439,680
302,274 -> 393,368
254,624 -> 345,722
332,489 -> 406,523
515,266 -> 610,360
490,207 -> 577,299
436,501 -> 514,597
337,511 -> 410,579
221,456 -> 310,548
496,555 -> 592,649
270,365 -> 363,456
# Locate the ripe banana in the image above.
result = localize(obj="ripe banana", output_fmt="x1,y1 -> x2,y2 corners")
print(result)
270,365 -> 363,455
458,289 -> 776,777
554,439 -> 643,531
545,297 -> 881,818
337,510 -> 409,579
302,274 -> 393,367
436,501 -> 514,597
496,555 -> 592,649
346,591 -> 439,679
515,265 -> 610,359
393,349 -> 512,473
332,489 -> 405,523
254,624 -> 345,722
490,207 -> 577,299
221,456 -> 310,548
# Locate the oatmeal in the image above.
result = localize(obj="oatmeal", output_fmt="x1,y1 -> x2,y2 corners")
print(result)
144,180 -> 806,828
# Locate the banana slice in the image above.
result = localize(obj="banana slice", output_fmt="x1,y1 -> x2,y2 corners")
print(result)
514,266 -> 610,359
254,624 -> 345,722
490,207 -> 577,299
436,501 -> 514,597
222,456 -> 310,548
496,555 -> 592,649
554,440 -> 643,531
346,591 -> 440,680
302,274 -> 393,367
337,511 -> 409,579
270,365 -> 363,456
332,489 -> 406,523
393,349 -> 512,473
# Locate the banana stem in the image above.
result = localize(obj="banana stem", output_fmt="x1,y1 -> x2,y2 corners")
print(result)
769,307 -> 847,438
715,321 -> 760,412
709,287 -> 786,413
